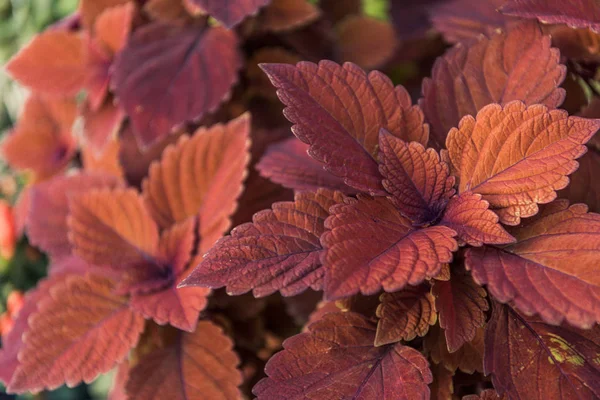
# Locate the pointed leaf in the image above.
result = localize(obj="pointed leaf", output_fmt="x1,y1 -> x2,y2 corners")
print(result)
6,30 -> 86,96
182,189 -> 345,297
378,130 -> 455,225
260,0 -> 320,32
68,188 -> 159,267
375,285 -> 437,346
466,200 -> 600,328
440,192 -> 515,246
501,0 -> 600,32
253,312 -> 433,400
336,16 -> 398,69
94,2 -> 135,55
425,324 -> 484,374
257,137 -> 356,193
79,0 -> 130,30
142,114 -> 250,251
432,270 -> 488,353
126,321 -> 242,399
446,102 -> 600,225
112,23 -> 241,147
260,61 -> 429,194
322,195 -> 457,300
421,21 -> 566,149
7,274 -> 145,393
183,0 -> 271,28
484,302 -> 600,399
28,173 -> 121,258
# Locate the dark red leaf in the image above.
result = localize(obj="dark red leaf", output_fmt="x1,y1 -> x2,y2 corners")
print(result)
501,0 -> 600,32
425,324 -> 484,374
126,321 -> 242,399
421,21 -> 566,149
375,285 -> 437,346
432,270 -> 488,353
446,102 -> 600,225
390,0 -> 445,40
183,0 -> 271,28
558,148 -> 600,213
430,363 -> 455,400
112,23 -> 241,148
259,0 -> 320,32
257,137 -> 356,194
440,192 -> 515,246
319,0 -> 361,24
466,200 -> 600,329
7,274 -> 145,393
253,312 -> 433,399
378,131 -> 455,225
484,302 -> 600,399
260,61 -> 429,194
182,189 -> 345,297
322,195 -> 457,300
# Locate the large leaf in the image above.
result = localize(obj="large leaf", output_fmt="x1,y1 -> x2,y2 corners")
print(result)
182,189 -> 345,297
446,102 -> 600,225
501,0 -> 600,32
142,114 -> 250,253
253,312 -> 433,399
466,200 -> 600,329
421,21 -> 566,149
485,302 -> 600,399
378,131 -> 455,225
126,322 -> 242,399
183,0 -> 271,28
112,23 -> 241,148
7,275 -> 145,393
322,195 -> 457,300
260,60 -> 428,194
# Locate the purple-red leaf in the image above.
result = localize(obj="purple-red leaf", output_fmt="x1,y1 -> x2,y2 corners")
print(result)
183,0 -> 271,28
446,102 -> 600,225
375,285 -> 437,346
253,312 -> 433,400
425,324 -> 485,374
466,200 -> 600,329
112,23 -> 241,148
501,0 -> 600,32
7,274 -> 145,393
260,61 -> 429,194
182,189 -> 345,297
421,21 -> 566,149
322,195 -> 457,300
259,0 -> 320,32
485,302 -> 600,399
379,131 -> 455,225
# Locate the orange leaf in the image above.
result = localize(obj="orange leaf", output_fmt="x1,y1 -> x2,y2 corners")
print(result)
94,2 -> 135,54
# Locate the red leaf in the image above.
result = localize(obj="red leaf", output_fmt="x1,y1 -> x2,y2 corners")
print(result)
501,0 -> 600,32
82,135 -> 125,181
108,361 -> 130,400
142,114 -> 250,253
463,389 -> 506,400
253,312 -> 433,399
81,99 -> 125,152
446,102 -> 600,225
319,0 -> 361,24
378,131 -> 455,225
7,274 -> 145,393
421,21 -> 566,149
6,30 -> 86,96
79,0 -> 130,30
256,137 -> 356,193
27,173 -> 121,259
466,200 -> 600,329
260,61 -> 429,194
432,270 -> 488,353
126,321 -> 242,399
322,195 -> 457,300
425,324 -> 484,374
182,189 -> 345,297
68,188 -> 159,268
2,95 -> 77,180
375,285 -> 437,346
85,36 -> 112,111
94,2 -> 135,55
484,302 -> 600,399
259,0 -> 321,32
440,192 -> 515,246
430,363 -> 455,400
112,23 -> 241,148
183,0 -> 271,28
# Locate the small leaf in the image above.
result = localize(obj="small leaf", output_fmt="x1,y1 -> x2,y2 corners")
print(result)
112,23 -> 241,147
463,389 -> 506,400
446,102 -> 600,225
94,2 -> 135,55
378,131 -> 455,225
421,21 -> 566,148
336,16 -> 398,69
253,312 -> 433,400
375,285 -> 437,346
430,363 -> 455,400
259,0 -> 321,32
183,0 -> 271,28
432,270 -> 488,352
7,274 -> 145,393
126,321 -> 242,399
182,189 -> 345,297
501,0 -> 600,32
322,195 -> 457,300
260,60 -> 428,194
82,136 -> 125,180
485,302 -> 600,399
79,0 -> 130,30
425,324 -> 484,374
466,200 -> 600,329
81,99 -> 125,152
440,192 -> 515,246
